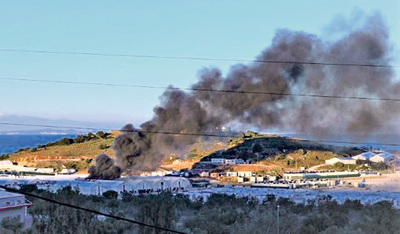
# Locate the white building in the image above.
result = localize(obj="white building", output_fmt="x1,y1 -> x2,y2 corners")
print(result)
211,158 -> 226,164
325,157 -> 356,165
59,168 -> 77,175
199,171 -> 210,177
0,160 -> 15,171
225,159 -> 245,165
116,176 -> 191,192
226,172 -> 238,177
0,189 -> 31,226
237,171 -> 253,177
352,152 -> 376,161
370,152 -> 394,163
0,160 -> 58,175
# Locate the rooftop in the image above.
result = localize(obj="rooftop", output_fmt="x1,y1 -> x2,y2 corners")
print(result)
0,189 -> 23,199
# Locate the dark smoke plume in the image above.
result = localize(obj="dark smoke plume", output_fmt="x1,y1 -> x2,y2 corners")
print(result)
89,13 -> 398,179
87,154 -> 122,180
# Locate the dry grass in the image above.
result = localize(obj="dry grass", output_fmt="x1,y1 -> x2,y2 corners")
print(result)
9,137 -> 114,167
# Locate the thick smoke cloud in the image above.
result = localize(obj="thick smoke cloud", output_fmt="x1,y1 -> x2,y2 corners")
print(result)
89,14 -> 398,179
87,154 -> 122,180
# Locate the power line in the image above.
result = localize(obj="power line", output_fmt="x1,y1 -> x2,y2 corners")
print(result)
1,122 -> 400,147
0,185 -> 187,234
0,48 -> 396,68
1,76 -> 400,102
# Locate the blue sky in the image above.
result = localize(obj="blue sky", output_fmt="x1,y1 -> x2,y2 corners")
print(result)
0,1 -> 398,127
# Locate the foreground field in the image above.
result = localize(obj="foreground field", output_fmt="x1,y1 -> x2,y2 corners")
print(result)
3,183 -> 400,234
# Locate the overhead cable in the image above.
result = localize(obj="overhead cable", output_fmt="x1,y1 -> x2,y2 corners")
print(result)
0,48 -> 396,68
1,77 -> 399,102
0,122 -> 399,147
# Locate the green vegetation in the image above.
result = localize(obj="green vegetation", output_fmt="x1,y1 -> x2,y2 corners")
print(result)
9,132 -> 115,171
320,160 -> 388,172
1,216 -> 23,234
0,154 -> 10,160
205,132 -> 357,163
15,185 -> 400,234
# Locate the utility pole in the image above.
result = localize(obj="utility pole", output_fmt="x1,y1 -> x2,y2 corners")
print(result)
277,205 -> 280,234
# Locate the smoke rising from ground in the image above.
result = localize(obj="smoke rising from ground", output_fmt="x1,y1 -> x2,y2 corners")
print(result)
87,154 -> 121,180
89,14 -> 398,179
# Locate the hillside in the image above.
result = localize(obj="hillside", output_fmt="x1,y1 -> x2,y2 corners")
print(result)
4,130 -> 366,174
202,131 -> 361,162
5,132 -> 116,172
196,131 -> 364,174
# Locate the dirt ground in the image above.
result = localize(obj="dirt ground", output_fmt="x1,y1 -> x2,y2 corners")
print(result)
343,173 -> 400,192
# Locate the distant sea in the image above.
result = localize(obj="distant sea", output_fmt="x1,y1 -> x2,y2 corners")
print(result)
0,134 -> 77,155
285,133 -> 400,151
0,133 -> 399,156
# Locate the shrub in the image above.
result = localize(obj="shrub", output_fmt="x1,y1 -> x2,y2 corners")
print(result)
103,190 -> 118,199
1,216 -> 23,233
99,143 -> 110,150
0,154 -> 10,160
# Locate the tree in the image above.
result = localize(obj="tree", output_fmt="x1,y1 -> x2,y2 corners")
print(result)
137,193 -> 176,234
252,143 -> 263,153
96,131 -> 107,139
103,190 -> 118,199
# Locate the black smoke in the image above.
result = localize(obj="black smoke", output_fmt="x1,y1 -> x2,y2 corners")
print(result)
89,13 -> 398,179
87,154 -> 122,180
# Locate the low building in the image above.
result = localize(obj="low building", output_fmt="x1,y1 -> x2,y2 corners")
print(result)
210,172 -> 225,178
352,151 -> 376,161
0,189 -> 32,227
256,176 -> 264,182
237,171 -> 253,177
0,161 -> 15,171
325,157 -> 356,165
237,177 -> 249,183
199,171 -> 210,177
0,160 -> 55,175
283,171 -> 360,180
211,158 -> 226,164
59,168 -> 76,175
225,159 -> 245,165
35,168 -> 55,174
370,152 -> 394,163
226,172 -> 238,177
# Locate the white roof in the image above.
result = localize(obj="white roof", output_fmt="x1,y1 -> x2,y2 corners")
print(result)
117,176 -> 189,183
328,157 -> 354,161
373,152 -> 394,159
0,160 -> 13,166
0,189 -> 23,199
353,151 -> 376,159
337,157 -> 355,161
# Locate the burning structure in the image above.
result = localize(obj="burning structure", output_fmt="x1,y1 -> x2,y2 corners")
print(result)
89,14 -> 399,179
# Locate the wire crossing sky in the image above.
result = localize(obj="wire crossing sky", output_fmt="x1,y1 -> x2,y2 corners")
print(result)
0,48 -> 397,68
1,122 -> 400,148
0,1 -> 398,126
2,76 -> 400,102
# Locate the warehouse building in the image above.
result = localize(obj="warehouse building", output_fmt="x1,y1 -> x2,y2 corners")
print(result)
370,152 -> 395,163
352,151 -> 376,161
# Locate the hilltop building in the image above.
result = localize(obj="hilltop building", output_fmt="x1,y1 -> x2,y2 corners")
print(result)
210,158 -> 245,165
370,152 -> 394,163
0,160 -> 59,175
225,158 -> 245,165
352,151 -> 376,161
